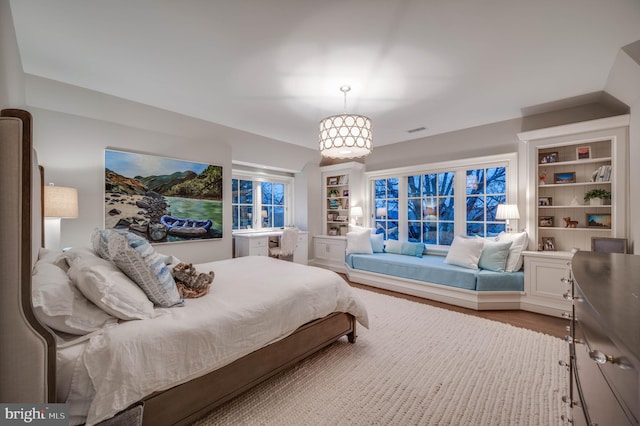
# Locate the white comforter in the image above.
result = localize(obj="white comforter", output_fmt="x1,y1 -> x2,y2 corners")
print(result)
65,256 -> 368,425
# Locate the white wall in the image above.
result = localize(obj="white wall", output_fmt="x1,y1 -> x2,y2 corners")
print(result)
605,46 -> 640,253
0,0 -> 25,108
26,77 -> 322,263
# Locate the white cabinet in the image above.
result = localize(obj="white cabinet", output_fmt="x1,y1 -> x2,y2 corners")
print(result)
521,251 -> 573,317
321,162 -> 365,236
312,235 -> 347,273
519,115 -> 629,252
234,231 -> 308,264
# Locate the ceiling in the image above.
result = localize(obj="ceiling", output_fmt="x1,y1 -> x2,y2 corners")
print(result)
9,0 -> 640,150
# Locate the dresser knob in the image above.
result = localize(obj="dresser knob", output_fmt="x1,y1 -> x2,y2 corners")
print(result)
561,414 -> 573,423
562,292 -> 573,301
561,312 -> 573,319
564,335 -> 584,345
561,395 -> 578,406
589,350 -> 633,370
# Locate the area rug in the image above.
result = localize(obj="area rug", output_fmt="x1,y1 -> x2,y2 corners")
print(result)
191,287 -> 568,425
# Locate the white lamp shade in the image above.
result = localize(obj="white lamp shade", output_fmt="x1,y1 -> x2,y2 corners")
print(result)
350,206 -> 363,218
496,204 -> 520,220
44,185 -> 78,218
376,207 -> 387,217
319,114 -> 373,159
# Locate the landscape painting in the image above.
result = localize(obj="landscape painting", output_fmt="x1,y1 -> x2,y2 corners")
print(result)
104,149 -> 223,243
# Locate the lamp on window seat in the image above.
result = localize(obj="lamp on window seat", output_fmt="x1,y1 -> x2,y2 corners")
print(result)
44,183 -> 78,250
496,204 -> 520,233
350,206 -> 363,226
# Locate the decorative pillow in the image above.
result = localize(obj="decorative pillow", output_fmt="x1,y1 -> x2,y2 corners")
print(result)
68,256 -> 156,320
349,224 -> 373,233
370,233 -> 385,253
385,240 -> 424,258
91,228 -> 113,260
478,240 -> 513,272
107,231 -> 183,307
444,236 -> 485,269
346,229 -> 373,255
32,261 -> 116,335
495,231 -> 528,272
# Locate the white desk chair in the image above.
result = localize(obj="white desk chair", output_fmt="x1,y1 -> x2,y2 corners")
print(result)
269,227 -> 299,260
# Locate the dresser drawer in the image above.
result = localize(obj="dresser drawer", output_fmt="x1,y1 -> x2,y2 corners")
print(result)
250,237 -> 268,249
575,292 -> 638,424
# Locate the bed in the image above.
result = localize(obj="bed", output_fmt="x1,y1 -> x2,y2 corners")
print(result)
0,109 -> 368,425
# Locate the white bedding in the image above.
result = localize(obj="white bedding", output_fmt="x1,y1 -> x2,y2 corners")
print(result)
61,256 -> 368,425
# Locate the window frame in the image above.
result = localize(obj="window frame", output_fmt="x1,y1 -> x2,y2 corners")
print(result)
365,153 -> 518,248
232,170 -> 294,231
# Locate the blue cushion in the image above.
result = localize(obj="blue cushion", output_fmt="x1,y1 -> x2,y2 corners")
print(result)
370,233 -> 384,253
385,240 -> 424,258
478,240 -> 513,272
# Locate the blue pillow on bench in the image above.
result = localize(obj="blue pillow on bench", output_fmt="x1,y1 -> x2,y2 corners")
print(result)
385,240 -> 424,258
478,240 -> 513,272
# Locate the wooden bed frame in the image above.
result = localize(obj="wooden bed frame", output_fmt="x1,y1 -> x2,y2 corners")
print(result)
0,108 -> 357,425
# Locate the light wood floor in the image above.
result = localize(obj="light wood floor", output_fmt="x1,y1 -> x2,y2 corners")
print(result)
343,276 -> 567,339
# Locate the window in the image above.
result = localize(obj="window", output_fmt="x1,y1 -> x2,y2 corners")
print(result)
374,177 -> 399,240
465,167 -> 507,237
407,172 -> 455,245
232,171 -> 293,230
367,154 -> 516,247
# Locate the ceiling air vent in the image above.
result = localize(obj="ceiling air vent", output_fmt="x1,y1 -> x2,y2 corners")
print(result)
407,126 -> 427,134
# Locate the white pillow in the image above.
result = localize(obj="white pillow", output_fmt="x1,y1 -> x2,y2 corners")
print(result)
444,236 -> 485,270
495,231 -> 528,272
32,261 -> 117,335
346,229 -> 373,255
68,255 -> 156,320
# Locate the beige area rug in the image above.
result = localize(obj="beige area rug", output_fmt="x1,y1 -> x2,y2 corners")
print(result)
191,287 -> 568,425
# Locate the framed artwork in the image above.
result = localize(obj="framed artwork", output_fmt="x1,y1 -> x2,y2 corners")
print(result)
104,149 -> 223,243
542,237 -> 556,251
538,151 -> 558,164
538,197 -> 552,206
328,227 -> 338,236
576,146 -> 591,160
591,237 -> 627,254
539,216 -> 554,227
343,189 -> 349,197
336,215 -> 348,222
586,213 -> 611,228
554,172 -> 576,184
328,177 -> 338,185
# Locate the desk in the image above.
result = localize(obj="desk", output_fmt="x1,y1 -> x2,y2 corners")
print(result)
233,230 -> 308,264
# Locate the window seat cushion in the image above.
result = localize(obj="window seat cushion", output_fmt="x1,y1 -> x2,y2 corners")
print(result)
346,252 -> 523,292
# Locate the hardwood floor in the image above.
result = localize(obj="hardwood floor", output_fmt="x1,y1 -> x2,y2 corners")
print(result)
343,277 -> 567,339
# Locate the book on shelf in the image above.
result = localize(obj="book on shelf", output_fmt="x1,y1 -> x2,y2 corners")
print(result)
590,165 -> 611,182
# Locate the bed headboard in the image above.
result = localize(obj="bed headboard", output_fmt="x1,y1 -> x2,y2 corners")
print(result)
0,109 -> 56,402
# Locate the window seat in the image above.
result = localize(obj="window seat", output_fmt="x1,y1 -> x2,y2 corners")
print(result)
345,252 -> 524,310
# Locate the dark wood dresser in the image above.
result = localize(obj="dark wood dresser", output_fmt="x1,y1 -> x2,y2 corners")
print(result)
565,252 -> 639,425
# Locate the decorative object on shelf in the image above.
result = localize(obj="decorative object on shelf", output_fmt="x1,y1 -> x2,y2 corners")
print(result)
336,215 -> 348,222
328,227 -> 338,236
343,189 -> 349,197
553,172 -> 576,184
538,152 -> 558,164
591,237 -> 627,253
328,199 -> 340,209
328,177 -> 338,185
563,217 -> 578,228
538,197 -> 552,206
576,146 -> 591,160
570,197 -> 581,206
350,206 -> 363,226
539,216 -> 554,227
44,183 -> 79,250
495,204 -> 520,232
327,213 -> 336,221
586,213 -> 611,228
541,236 -> 556,251
583,188 -> 611,205
319,85 -> 373,159
328,188 -> 340,197
538,169 -> 547,185
589,165 -> 611,182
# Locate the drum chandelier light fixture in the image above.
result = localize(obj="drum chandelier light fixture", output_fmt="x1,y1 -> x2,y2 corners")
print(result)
319,85 -> 373,159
